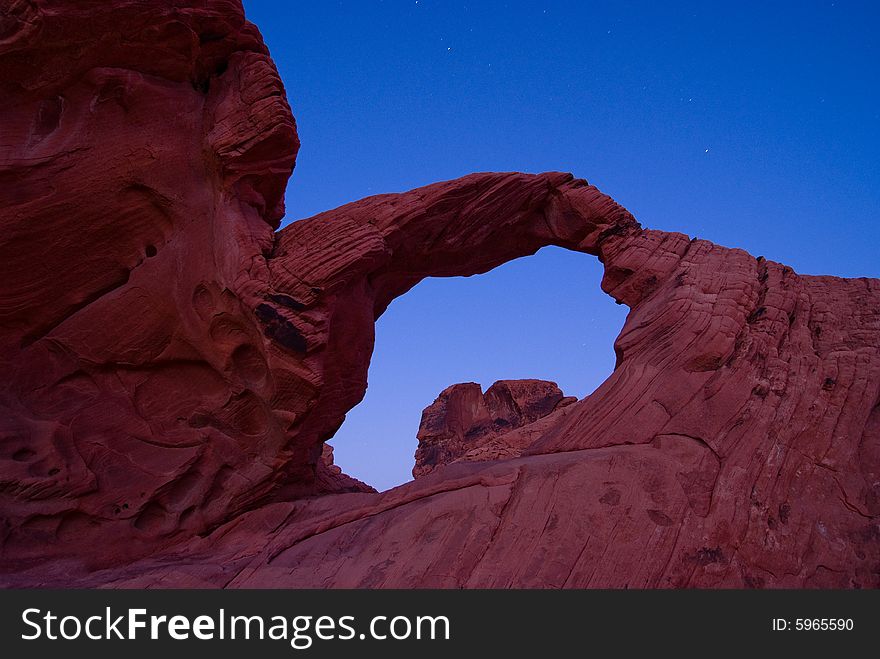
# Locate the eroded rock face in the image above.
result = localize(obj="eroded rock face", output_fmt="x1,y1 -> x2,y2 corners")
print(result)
1,1 -> 879,588
413,380 -> 577,477
0,0 -> 308,567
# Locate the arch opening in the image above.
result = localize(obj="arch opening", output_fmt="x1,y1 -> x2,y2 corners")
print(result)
327,246 -> 628,491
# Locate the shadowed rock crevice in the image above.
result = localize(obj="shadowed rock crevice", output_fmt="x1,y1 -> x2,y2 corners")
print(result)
1,1 -> 878,588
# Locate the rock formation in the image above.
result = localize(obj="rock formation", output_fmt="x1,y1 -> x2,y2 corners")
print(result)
413,380 -> 577,478
1,0 -> 878,588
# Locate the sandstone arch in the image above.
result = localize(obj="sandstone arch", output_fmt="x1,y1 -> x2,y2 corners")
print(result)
1,1 -> 878,588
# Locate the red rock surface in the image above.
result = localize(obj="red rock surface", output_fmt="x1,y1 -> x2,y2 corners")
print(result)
1,1 -> 879,588
414,380 -> 576,478
316,444 -> 375,495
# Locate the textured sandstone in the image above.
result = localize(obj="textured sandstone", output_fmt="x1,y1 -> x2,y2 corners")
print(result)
413,380 -> 576,477
316,444 -> 375,494
1,1 -> 878,588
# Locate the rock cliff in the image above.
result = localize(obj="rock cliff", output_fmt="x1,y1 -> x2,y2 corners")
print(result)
413,380 -> 577,478
1,0 -> 877,588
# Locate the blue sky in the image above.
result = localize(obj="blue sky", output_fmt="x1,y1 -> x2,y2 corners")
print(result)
244,0 -> 880,490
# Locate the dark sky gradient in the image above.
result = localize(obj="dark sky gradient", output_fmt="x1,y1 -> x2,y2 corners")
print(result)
244,0 -> 880,490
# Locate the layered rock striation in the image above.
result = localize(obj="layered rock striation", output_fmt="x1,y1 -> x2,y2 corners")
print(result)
1,0 -> 878,588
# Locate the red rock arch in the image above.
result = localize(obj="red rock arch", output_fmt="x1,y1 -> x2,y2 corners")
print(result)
1,1 -> 878,588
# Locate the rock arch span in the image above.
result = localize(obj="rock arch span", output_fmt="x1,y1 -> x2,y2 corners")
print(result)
0,1 -> 878,587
